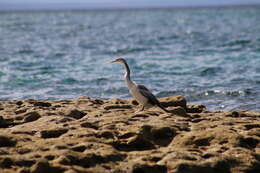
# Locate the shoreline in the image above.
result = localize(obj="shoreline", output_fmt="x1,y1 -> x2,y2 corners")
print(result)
0,95 -> 259,172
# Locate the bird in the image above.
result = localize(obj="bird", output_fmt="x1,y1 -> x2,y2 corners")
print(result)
110,58 -> 170,113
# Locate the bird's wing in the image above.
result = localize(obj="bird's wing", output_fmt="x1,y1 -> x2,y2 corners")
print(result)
137,84 -> 160,105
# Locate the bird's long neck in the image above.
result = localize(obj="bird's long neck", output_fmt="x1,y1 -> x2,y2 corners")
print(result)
123,61 -> 131,80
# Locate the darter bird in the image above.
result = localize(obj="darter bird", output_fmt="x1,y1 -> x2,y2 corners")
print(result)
110,58 -> 170,113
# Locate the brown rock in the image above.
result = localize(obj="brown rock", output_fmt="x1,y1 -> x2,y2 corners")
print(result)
0,136 -> 17,147
23,111 -> 41,122
0,97 -> 259,173
112,135 -> 155,151
186,104 -> 206,113
33,101 -> 52,107
132,164 -> 167,173
80,121 -> 99,130
103,104 -> 132,110
159,95 -> 187,108
169,106 -> 187,116
40,128 -> 68,138
110,98 -> 128,104
140,125 -> 177,146
66,109 -> 86,119
0,116 -> 8,128
16,101 -> 23,106
31,160 -> 64,173
15,108 -> 27,114
0,157 -> 13,168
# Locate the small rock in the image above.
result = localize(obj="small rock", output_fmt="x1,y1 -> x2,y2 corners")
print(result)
66,109 -> 86,119
16,101 -> 23,106
186,104 -> 206,113
40,129 -> 68,138
33,101 -> 52,107
98,130 -> 114,139
159,95 -> 187,108
45,155 -> 55,160
23,112 -> 41,122
169,106 -> 187,116
71,145 -> 87,152
15,108 -> 27,114
0,136 -> 17,147
80,122 -> 99,130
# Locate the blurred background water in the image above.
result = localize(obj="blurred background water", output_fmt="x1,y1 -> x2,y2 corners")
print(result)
0,6 -> 259,110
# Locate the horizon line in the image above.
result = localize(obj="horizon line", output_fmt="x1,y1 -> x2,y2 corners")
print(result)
0,3 -> 260,12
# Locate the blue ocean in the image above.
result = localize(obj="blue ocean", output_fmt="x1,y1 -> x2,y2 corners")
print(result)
0,6 -> 259,110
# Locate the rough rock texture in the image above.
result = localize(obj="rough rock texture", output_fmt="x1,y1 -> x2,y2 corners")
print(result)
0,95 -> 259,173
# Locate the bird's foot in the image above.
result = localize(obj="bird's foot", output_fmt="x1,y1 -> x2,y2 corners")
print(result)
135,109 -> 143,113
135,106 -> 145,113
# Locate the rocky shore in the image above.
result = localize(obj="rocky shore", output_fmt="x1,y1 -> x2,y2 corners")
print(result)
0,96 -> 259,173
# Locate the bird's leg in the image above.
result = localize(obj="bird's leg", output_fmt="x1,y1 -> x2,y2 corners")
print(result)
135,105 -> 145,113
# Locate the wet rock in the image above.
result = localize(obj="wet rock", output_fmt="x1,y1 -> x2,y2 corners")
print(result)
40,128 -> 68,138
186,104 -> 206,113
23,112 -> 41,122
66,109 -> 86,119
159,95 -> 187,108
169,106 -> 187,116
0,136 -> 17,147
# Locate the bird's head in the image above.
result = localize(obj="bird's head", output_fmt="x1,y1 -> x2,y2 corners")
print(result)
110,58 -> 126,63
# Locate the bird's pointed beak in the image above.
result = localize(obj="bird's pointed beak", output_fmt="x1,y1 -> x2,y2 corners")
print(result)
110,59 -> 117,63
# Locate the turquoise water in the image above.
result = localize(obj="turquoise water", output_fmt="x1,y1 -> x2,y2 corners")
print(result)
0,6 -> 259,110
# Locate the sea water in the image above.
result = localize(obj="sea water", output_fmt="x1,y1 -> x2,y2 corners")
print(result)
0,6 -> 259,110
